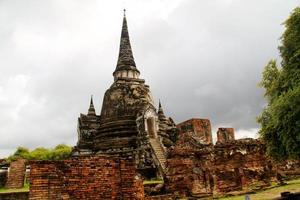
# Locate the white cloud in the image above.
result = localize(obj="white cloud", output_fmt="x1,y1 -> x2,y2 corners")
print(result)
0,0 -> 298,157
0,74 -> 31,121
235,128 -> 259,139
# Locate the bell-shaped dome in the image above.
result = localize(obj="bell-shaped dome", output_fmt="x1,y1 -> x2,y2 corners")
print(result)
100,80 -> 154,123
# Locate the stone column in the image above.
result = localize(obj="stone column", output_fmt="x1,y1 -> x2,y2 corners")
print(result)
5,158 -> 26,189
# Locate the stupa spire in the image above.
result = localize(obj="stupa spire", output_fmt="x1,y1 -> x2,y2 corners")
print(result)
113,10 -> 140,79
88,95 -> 96,116
158,99 -> 165,116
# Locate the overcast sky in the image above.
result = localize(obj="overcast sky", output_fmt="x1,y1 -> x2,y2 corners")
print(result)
0,0 -> 299,157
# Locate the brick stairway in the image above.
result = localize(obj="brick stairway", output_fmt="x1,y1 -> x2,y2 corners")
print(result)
149,138 -> 166,172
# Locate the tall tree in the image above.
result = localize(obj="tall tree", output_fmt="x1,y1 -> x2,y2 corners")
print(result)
258,7 -> 300,161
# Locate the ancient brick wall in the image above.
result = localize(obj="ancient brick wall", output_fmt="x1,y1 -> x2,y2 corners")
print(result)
165,138 -> 274,198
177,119 -> 212,144
5,159 -> 26,189
165,147 -> 213,198
213,139 -> 272,193
276,160 -> 300,179
29,155 -> 144,200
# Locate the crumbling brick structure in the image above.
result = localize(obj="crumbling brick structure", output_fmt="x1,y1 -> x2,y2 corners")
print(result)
29,155 -> 144,200
217,127 -> 235,143
213,139 -> 273,193
165,138 -> 275,198
5,159 -> 26,189
276,160 -> 300,180
177,118 -> 212,144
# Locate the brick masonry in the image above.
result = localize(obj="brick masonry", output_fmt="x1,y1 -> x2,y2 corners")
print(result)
165,138 -> 275,198
217,127 -> 235,143
29,155 -> 144,200
177,119 -> 212,144
5,159 -> 26,189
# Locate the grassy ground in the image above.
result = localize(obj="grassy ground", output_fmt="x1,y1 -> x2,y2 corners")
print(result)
0,179 -> 298,199
0,183 -> 29,193
218,179 -> 300,200
143,179 -> 164,185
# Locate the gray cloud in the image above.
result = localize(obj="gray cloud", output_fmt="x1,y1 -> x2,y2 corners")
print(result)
0,0 -> 299,157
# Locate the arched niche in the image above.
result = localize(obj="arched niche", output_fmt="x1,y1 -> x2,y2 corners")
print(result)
144,109 -> 158,139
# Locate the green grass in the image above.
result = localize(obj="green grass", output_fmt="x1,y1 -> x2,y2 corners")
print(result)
0,183 -> 29,194
218,179 -> 300,200
0,179 -> 298,199
143,180 -> 164,185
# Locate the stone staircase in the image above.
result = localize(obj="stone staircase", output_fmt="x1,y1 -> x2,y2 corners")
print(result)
149,138 -> 167,172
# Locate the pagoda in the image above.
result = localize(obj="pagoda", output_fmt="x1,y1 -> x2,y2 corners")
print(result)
73,11 -> 177,178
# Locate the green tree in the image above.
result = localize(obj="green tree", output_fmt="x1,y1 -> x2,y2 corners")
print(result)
29,147 -> 51,160
258,60 -> 280,102
5,144 -> 72,162
258,7 -> 300,161
14,147 -> 30,158
48,144 -> 72,160
6,146 -> 30,162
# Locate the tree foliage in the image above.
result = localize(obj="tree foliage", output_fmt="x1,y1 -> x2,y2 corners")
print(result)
6,144 -> 72,162
49,144 -> 72,160
258,7 -> 300,161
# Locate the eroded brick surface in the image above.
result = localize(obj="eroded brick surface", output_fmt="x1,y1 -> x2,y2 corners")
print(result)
217,128 -> 235,143
165,138 -> 275,198
177,119 -> 212,144
276,160 -> 300,179
5,159 -> 26,189
29,155 -> 144,200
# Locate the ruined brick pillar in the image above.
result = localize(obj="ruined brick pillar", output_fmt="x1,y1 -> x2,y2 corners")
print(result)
217,128 -> 235,143
5,158 -> 26,189
239,168 -> 247,189
177,118 -> 213,144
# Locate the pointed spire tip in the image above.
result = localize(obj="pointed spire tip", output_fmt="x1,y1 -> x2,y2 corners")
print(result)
114,8 -> 139,75
88,94 -> 96,116
90,95 -> 94,105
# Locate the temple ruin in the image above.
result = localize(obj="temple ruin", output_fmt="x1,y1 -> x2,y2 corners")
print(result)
72,12 -> 176,179
23,11 -> 300,200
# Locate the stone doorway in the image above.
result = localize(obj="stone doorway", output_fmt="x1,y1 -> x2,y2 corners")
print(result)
147,117 -> 156,138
